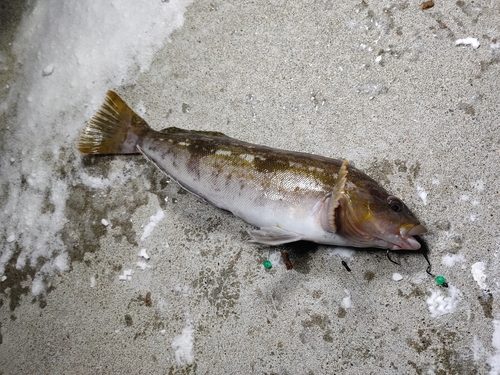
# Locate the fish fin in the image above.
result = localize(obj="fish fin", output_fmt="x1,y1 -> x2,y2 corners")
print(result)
78,91 -> 151,154
321,160 -> 349,233
159,127 -> 229,138
248,227 -> 303,245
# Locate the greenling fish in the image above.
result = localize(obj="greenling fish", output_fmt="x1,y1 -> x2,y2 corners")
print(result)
78,91 -> 426,250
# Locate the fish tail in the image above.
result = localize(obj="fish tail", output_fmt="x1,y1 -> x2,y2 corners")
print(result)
78,91 -> 151,154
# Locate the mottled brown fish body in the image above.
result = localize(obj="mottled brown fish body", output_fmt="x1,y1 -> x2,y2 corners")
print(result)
78,91 -> 426,249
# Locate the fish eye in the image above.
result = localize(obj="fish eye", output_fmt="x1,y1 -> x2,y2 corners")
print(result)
387,196 -> 403,213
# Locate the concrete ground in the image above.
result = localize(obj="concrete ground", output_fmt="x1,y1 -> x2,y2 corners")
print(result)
1,1 -> 500,374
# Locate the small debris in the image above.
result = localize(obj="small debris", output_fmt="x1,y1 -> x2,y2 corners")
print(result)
281,251 -> 293,270
90,276 -> 96,287
1,275 -> 7,282
101,219 -> 109,226
421,1 -> 434,10
6,234 -> 15,243
145,292 -> 152,307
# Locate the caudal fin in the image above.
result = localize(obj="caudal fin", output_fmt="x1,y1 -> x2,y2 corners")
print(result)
78,91 -> 151,154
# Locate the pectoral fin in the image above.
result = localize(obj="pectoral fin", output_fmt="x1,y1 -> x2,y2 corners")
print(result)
248,227 -> 303,245
321,160 -> 349,233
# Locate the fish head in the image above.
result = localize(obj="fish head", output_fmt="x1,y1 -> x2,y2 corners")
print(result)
335,177 -> 426,250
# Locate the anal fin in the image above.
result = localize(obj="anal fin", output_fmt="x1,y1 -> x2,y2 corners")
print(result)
248,227 -> 303,245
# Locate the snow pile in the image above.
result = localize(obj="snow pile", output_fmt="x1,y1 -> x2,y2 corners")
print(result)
172,323 -> 195,365
0,0 -> 192,295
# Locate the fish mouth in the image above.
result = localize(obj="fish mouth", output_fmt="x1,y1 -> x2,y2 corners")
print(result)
389,224 -> 427,250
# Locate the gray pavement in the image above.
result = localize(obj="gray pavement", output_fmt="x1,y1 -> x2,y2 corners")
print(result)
1,1 -> 500,374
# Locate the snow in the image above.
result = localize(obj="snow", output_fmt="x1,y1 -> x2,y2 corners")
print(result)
136,261 -> 151,270
392,273 -> 403,281
172,323 -> 195,365
327,247 -> 356,260
455,37 -> 480,49
0,0 -> 191,294
138,248 -> 150,260
426,285 -> 462,318
471,262 -> 487,290
119,269 -> 133,281
417,185 -> 428,205
489,320 -> 500,375
268,251 -> 282,267
441,254 -> 465,268
341,289 -> 352,309
140,209 -> 165,242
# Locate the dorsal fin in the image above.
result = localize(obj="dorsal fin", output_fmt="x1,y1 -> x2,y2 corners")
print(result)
159,127 -> 229,138
321,160 -> 349,233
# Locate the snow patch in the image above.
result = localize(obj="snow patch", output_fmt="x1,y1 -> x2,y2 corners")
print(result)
119,269 -> 133,281
0,0 -> 192,295
341,289 -> 352,309
441,254 -> 465,268
488,320 -> 500,375
139,248 -> 150,260
426,285 -> 462,318
140,209 -> 165,241
471,262 -> 487,290
417,185 -> 428,205
392,273 -> 403,281
455,37 -> 480,49
172,323 -> 195,365
136,261 -> 151,270
327,247 -> 356,260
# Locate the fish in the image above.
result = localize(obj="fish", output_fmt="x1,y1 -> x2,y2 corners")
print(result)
78,91 -> 427,250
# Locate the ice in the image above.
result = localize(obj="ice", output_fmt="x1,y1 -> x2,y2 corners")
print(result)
0,0 -> 191,295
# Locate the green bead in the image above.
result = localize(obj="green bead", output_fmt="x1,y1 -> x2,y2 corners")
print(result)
435,275 -> 446,285
263,260 -> 272,269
